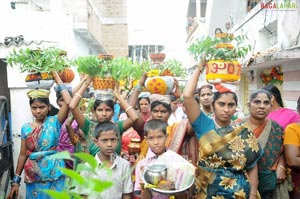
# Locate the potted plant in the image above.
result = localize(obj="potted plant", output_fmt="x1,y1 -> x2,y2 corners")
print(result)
7,47 -> 71,89
188,28 -> 252,83
145,59 -> 184,96
73,55 -> 143,90
128,60 -> 151,91
58,68 -> 75,83
73,54 -> 115,90
158,59 -> 185,78
150,53 -> 166,64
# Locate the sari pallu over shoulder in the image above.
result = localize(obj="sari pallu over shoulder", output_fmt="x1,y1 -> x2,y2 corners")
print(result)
195,124 -> 263,198
199,123 -> 262,168
254,120 -> 286,198
24,123 -> 65,183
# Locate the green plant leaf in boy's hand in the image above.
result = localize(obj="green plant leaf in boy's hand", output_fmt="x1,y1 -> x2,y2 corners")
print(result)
73,152 -> 98,169
42,190 -> 71,199
87,178 -> 113,192
69,193 -> 84,199
49,151 -> 73,160
61,168 -> 85,185
76,162 -> 96,174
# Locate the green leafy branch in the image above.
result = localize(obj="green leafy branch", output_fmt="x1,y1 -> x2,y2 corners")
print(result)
160,59 -> 186,78
188,34 -> 252,62
7,47 -> 70,73
73,55 -> 148,84
73,55 -> 109,77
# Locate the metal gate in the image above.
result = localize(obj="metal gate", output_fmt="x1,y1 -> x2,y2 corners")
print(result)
0,96 -> 14,198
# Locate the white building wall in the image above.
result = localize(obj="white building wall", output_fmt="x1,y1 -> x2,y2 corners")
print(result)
0,4 -> 80,135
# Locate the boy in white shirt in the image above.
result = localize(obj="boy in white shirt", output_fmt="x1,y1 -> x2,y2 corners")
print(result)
134,119 -> 191,199
77,121 -> 133,199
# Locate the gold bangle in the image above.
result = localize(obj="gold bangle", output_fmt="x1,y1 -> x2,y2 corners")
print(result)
75,93 -> 82,99
125,106 -> 133,113
279,165 -> 286,171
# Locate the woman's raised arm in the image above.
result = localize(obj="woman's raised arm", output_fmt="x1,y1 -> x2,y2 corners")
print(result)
183,65 -> 204,124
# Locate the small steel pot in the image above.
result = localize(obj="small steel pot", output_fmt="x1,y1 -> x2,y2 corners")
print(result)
144,162 -> 167,186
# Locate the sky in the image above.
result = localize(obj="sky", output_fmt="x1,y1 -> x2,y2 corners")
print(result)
0,0 -> 191,66
127,0 -> 190,66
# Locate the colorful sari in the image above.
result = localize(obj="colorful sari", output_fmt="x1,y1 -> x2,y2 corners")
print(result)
21,116 -> 65,199
57,119 -> 79,169
251,119 -> 284,198
195,124 -> 262,198
192,113 -> 263,199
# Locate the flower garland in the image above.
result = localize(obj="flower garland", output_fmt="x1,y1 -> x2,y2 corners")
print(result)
260,67 -> 283,85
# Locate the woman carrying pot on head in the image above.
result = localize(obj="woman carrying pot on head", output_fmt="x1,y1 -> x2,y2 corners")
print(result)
7,72 -> 71,199
55,89 -> 78,169
119,91 -> 152,157
67,75 -> 139,157
246,89 -> 287,199
133,94 -> 198,198
55,80 -> 93,169
128,73 -> 198,165
137,93 -> 152,123
183,64 -> 263,199
129,74 -> 198,198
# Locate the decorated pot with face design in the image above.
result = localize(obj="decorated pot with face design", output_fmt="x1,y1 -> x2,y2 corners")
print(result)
145,76 -> 175,95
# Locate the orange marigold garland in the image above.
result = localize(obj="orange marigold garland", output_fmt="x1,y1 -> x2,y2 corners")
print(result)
260,67 -> 283,85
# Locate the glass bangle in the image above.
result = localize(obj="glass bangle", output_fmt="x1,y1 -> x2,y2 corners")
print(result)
12,175 -> 21,184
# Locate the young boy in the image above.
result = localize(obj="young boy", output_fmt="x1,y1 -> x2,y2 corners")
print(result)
77,121 -> 133,199
134,119 -> 191,199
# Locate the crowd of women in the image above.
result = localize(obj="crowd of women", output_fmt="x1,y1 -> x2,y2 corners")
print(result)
6,65 -> 300,199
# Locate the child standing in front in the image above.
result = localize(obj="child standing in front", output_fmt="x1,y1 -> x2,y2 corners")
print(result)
76,121 -> 133,199
134,119 -> 189,199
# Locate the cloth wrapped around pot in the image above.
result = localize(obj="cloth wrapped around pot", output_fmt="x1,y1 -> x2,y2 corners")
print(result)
94,89 -> 114,101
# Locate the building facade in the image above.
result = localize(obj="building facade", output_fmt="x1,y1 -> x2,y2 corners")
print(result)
186,0 -> 300,112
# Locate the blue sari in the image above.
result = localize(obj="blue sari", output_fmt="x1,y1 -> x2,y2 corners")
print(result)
21,115 -> 65,199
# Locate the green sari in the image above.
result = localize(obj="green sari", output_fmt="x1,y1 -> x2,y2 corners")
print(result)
253,119 -> 284,198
